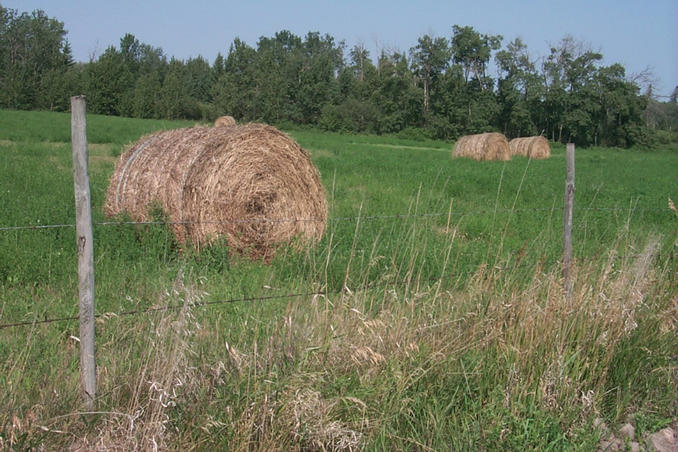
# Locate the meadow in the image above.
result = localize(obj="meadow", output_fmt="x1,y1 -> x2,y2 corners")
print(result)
1,109 -> 677,450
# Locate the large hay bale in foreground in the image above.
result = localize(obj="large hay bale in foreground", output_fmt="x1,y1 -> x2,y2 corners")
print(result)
452,133 -> 510,161
214,115 -> 236,127
509,136 -> 551,159
104,124 -> 327,259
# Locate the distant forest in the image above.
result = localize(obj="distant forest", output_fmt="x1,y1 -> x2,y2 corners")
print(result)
2,6 -> 677,147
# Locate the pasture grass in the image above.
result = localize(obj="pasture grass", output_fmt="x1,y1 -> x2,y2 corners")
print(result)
0,109 -> 676,449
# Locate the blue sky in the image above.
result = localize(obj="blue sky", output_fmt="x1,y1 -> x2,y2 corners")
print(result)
4,0 -> 678,96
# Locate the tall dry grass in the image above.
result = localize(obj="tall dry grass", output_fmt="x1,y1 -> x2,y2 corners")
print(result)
2,230 -> 676,450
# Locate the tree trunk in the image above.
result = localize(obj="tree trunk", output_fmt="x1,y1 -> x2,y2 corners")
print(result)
423,79 -> 429,113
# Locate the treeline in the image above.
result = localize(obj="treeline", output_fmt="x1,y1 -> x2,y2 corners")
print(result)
2,6 -> 677,147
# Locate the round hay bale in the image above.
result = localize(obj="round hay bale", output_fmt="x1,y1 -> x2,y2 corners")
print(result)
509,136 -> 550,159
214,115 -> 236,127
104,124 -> 327,259
452,133 -> 510,161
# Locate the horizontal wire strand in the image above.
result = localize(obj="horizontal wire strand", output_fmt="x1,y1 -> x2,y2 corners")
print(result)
0,291 -> 330,330
0,206 -> 670,232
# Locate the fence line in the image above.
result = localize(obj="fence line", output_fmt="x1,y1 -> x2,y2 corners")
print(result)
0,255 -> 571,332
0,252 -> 551,331
0,206 -> 670,233
0,290 -> 329,330
0,256 -> 530,330
0,223 -> 79,232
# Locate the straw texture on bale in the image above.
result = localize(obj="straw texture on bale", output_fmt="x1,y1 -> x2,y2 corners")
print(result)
214,115 -> 236,127
452,133 -> 510,161
509,136 -> 551,159
104,124 -> 327,259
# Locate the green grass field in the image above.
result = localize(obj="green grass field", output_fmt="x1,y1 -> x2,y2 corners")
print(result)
1,109 -> 677,450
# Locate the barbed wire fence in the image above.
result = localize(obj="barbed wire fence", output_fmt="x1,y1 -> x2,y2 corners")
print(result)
0,195 -> 671,332
1,99 -> 675,406
0,206 -> 669,233
0,203 -> 669,330
0,290 -> 331,330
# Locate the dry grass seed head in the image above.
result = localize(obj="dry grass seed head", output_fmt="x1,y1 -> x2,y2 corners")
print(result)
282,388 -> 362,451
69,275 -> 203,450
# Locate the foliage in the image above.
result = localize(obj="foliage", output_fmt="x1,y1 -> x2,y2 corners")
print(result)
1,6 -> 677,148
0,6 -> 73,110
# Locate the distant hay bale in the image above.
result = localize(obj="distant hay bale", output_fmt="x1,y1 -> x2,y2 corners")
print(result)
104,123 -> 327,259
214,115 -> 236,127
509,136 -> 551,159
452,133 -> 510,161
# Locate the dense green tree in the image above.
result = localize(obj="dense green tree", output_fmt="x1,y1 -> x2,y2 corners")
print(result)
119,33 -> 141,74
132,42 -> 167,118
542,36 -> 597,144
347,44 -> 379,100
250,30 -> 303,122
116,33 -> 167,78
349,43 -> 370,83
38,61 -> 84,111
542,37 -> 575,142
319,97 -> 381,133
82,33 -> 167,118
595,63 -> 649,146
409,35 -> 451,114
427,64 -> 466,138
642,87 -> 678,137
213,52 -> 225,80
184,56 -> 213,103
538,36 -> 654,147
496,38 -> 540,137
0,6 -> 73,109
564,49 -> 603,145
212,38 -> 257,120
131,71 -> 161,118
85,46 -> 133,115
36,66 -> 71,111
374,50 -> 420,132
451,25 -> 501,88
448,26 -> 502,135
157,58 -> 197,119
291,32 -> 344,124
136,42 -> 167,78
1,5 -> 672,148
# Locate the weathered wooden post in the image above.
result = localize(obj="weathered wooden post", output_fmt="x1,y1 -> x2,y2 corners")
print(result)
562,143 -> 575,299
71,95 -> 96,409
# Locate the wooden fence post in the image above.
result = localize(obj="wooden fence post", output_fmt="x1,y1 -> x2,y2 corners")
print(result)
71,95 -> 96,409
562,143 -> 575,298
